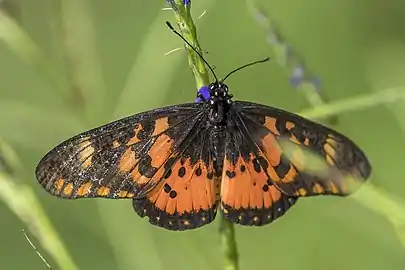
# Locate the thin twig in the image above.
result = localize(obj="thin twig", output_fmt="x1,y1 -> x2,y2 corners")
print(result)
299,86 -> 405,120
164,47 -> 182,56
22,228 -> 55,270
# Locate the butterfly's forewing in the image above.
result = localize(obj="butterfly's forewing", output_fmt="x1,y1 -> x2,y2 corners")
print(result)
35,103 -> 206,200
133,127 -> 220,230
220,114 -> 298,226
234,101 -> 371,198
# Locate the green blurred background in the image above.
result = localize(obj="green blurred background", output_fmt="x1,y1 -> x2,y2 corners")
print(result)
1,0 -> 405,269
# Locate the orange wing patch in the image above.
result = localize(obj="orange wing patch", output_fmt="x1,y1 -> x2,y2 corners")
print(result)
133,158 -> 219,231
63,183 -> 74,197
76,182 -> 92,197
77,139 -> 95,169
220,153 -> 297,226
55,177 -> 65,194
152,117 -> 169,136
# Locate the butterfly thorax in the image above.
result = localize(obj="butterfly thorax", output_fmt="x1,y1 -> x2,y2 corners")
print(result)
207,82 -> 233,129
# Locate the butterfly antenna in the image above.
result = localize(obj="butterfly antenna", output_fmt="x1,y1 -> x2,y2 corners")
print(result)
222,57 -> 270,82
165,21 -> 219,82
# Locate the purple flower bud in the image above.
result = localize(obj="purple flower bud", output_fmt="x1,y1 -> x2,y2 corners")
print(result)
195,85 -> 210,102
289,66 -> 305,88
183,0 -> 191,5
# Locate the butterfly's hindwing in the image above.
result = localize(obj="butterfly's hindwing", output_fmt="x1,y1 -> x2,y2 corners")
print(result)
235,101 -> 371,198
220,112 -> 298,226
133,125 -> 220,231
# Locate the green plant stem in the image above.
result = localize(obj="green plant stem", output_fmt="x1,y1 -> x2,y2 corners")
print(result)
169,1 -> 210,88
0,139 -> 78,270
299,86 -> 405,120
221,217 -> 239,270
351,183 -> 405,248
167,1 -> 238,269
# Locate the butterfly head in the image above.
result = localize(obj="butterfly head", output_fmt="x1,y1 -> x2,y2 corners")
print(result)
210,82 -> 228,97
196,82 -> 233,103
203,82 -> 233,128
211,82 -> 233,101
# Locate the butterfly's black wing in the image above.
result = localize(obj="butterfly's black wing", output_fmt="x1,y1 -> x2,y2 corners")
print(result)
36,102 -> 207,199
231,100 -> 371,198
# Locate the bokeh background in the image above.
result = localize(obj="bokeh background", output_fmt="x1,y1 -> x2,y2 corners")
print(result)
1,0 -> 405,269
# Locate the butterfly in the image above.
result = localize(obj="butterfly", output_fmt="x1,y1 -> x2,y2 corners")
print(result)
35,22 -> 371,231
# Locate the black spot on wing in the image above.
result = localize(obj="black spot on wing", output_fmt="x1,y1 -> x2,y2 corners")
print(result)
138,154 -> 158,178
137,120 -> 155,140
274,158 -> 291,179
178,167 -> 186,177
